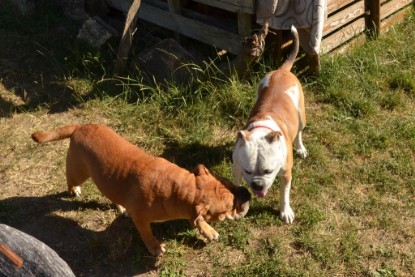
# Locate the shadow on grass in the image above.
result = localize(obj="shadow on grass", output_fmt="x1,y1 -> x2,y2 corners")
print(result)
160,140 -> 234,170
0,192 -> 205,276
0,1 -> 120,118
247,204 -> 279,218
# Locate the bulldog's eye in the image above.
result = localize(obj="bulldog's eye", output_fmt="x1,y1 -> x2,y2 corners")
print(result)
244,169 -> 252,175
264,169 -> 273,174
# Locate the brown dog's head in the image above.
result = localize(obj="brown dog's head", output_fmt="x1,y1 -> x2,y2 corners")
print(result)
192,164 -> 251,222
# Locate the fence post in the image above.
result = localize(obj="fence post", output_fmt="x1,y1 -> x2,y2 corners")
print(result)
365,0 -> 381,40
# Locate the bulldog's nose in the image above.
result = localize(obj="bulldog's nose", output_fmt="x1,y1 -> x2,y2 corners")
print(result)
251,181 -> 263,191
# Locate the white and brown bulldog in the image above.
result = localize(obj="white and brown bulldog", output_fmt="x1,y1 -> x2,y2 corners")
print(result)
32,124 -> 251,256
232,26 -> 307,224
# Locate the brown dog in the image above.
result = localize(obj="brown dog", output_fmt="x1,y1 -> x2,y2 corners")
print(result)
31,124 -> 251,256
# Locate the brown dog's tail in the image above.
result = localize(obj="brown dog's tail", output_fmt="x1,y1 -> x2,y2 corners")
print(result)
32,125 -> 81,143
280,25 -> 299,72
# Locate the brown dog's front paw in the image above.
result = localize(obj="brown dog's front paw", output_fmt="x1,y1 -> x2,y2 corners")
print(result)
205,230 -> 219,241
200,226 -> 219,241
148,243 -> 166,256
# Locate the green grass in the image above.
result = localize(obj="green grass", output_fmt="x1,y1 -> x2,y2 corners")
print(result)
1,2 -> 415,276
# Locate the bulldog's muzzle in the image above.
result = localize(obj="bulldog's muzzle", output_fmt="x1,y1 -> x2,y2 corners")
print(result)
248,177 -> 269,198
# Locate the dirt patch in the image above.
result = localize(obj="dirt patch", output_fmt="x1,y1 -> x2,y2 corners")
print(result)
0,111 -> 157,276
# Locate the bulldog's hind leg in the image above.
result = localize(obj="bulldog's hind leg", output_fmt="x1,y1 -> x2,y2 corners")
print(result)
294,131 -> 308,159
295,94 -> 308,158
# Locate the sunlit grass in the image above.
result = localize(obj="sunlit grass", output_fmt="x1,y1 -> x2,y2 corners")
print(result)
1,2 -> 414,276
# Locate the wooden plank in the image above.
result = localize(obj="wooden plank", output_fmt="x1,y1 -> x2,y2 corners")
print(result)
107,0 -> 132,12
321,17 -> 365,54
380,4 -> 413,31
168,0 -> 182,13
365,0 -> 380,39
237,13 -> 252,35
109,0 -> 239,32
137,2 -> 244,53
113,0 -> 142,75
323,0 -> 365,35
329,33 -> 366,55
191,0 -> 254,14
167,0 -> 183,41
327,0 -> 356,14
380,0 -> 412,20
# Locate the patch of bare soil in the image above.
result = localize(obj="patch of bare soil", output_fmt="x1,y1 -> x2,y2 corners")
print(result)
0,112 -> 163,276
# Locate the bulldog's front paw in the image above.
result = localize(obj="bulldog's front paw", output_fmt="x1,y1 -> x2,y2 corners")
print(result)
296,147 -> 308,159
280,205 -> 295,224
148,243 -> 166,257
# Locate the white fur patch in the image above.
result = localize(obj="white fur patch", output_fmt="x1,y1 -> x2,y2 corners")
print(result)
257,73 -> 272,99
259,73 -> 271,88
286,85 -> 301,113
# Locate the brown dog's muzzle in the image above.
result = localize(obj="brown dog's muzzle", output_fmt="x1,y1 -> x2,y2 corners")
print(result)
233,186 -> 251,219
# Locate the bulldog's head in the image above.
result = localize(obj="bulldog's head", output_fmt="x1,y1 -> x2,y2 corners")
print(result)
232,130 -> 286,198
193,164 -> 251,221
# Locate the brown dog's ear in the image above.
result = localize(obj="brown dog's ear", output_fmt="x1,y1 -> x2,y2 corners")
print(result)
193,164 -> 210,176
265,131 -> 282,143
235,186 -> 252,204
192,204 -> 209,226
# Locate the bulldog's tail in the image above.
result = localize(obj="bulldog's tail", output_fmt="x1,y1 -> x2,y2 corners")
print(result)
32,125 -> 81,143
279,25 -> 299,72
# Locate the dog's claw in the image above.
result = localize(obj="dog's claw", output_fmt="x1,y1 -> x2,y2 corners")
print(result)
70,186 -> 82,197
280,206 -> 295,224
149,243 -> 166,256
201,229 -> 219,241
296,148 -> 308,159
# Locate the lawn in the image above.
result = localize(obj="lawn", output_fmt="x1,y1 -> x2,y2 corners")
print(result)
1,2 -> 414,276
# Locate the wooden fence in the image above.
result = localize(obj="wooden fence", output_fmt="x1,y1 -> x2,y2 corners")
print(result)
108,0 -> 414,74
322,0 -> 414,54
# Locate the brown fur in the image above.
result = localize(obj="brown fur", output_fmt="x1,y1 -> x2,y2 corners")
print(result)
233,26 -> 307,223
32,124 -> 251,256
247,26 -> 305,172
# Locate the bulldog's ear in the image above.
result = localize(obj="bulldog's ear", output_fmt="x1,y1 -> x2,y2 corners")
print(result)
265,131 -> 282,143
237,130 -> 252,141
193,164 -> 210,176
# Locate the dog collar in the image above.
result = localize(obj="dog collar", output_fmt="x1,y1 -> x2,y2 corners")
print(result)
248,125 -> 275,132
246,117 -> 280,133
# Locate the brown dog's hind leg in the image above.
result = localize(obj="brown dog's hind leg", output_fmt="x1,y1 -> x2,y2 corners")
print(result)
130,216 -> 165,256
116,204 -> 129,217
65,149 -> 89,197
